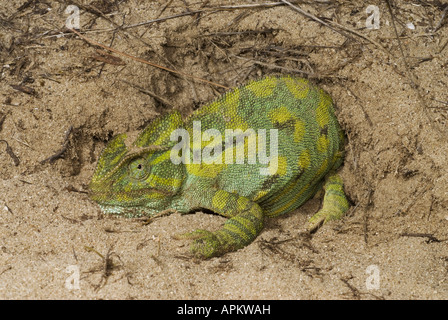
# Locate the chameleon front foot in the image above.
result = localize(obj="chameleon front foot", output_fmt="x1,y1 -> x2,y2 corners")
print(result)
307,208 -> 345,232
307,174 -> 349,233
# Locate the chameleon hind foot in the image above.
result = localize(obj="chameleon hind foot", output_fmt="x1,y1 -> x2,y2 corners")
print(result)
173,193 -> 265,258
307,174 -> 349,233
173,229 -> 228,259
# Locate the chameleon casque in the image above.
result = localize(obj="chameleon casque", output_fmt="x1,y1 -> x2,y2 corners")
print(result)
89,75 -> 349,258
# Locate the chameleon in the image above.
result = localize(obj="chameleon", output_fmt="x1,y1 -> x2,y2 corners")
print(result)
89,75 -> 349,258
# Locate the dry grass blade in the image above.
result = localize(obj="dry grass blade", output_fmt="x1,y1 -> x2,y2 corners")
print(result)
281,0 -> 390,55
120,1 -> 285,30
121,80 -> 175,108
433,6 -> 448,32
92,49 -> 126,66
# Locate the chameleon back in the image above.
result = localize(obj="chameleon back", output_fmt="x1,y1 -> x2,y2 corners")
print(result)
183,75 -> 344,217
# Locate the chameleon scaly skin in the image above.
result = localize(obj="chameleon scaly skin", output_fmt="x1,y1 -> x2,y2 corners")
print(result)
89,75 -> 349,258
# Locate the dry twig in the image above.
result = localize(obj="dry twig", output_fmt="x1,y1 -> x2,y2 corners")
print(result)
40,126 -> 73,164
68,28 -> 229,90
0,140 -> 20,166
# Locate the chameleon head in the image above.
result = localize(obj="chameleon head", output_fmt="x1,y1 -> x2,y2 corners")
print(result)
89,131 -> 185,217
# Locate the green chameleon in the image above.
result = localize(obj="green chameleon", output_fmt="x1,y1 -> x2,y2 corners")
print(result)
89,75 -> 349,258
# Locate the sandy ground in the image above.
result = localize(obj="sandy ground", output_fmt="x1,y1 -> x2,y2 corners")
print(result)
0,0 -> 448,299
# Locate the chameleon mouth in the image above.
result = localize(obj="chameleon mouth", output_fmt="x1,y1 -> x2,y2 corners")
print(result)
89,187 -> 172,206
96,202 -> 157,217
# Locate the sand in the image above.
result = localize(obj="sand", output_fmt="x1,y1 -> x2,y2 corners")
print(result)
0,0 -> 447,299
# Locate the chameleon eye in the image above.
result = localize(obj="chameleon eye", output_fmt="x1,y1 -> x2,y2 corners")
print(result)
128,157 -> 150,180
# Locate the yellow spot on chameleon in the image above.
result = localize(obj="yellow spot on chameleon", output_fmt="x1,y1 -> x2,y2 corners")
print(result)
284,76 -> 309,100
317,134 -> 330,153
221,89 -> 240,118
196,100 -> 220,117
253,190 -> 269,202
122,184 -> 133,195
193,88 -> 240,118
294,119 -> 306,142
219,89 -> 250,131
298,149 -> 311,169
267,183 -> 310,217
316,91 -> 332,128
332,150 -> 343,164
246,77 -> 278,98
268,106 -> 292,124
212,190 -> 229,210
316,159 -> 329,177
224,222 -> 250,241
116,193 -> 131,202
186,163 -> 226,178
146,192 -> 166,200
227,115 -> 249,131
233,217 -> 257,236
221,135 -> 257,164
149,175 -> 183,189
151,151 -> 171,165
237,196 -> 250,211
270,156 -> 287,176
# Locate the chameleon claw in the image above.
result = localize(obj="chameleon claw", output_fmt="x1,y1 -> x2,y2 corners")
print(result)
306,214 -> 326,233
307,204 -> 349,233
306,210 -> 337,233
